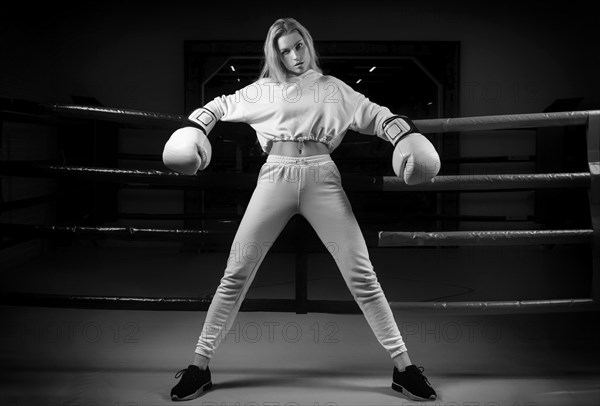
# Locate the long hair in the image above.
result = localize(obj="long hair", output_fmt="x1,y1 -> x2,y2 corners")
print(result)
258,18 -> 322,84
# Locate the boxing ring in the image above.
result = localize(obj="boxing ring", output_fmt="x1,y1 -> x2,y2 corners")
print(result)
1,98 -> 599,405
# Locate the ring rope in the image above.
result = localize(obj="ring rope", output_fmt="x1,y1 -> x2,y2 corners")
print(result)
0,292 -> 594,313
1,97 -> 597,133
1,224 -> 592,247
378,229 -> 593,247
0,162 -> 591,191
415,110 -> 597,133
47,103 -> 184,126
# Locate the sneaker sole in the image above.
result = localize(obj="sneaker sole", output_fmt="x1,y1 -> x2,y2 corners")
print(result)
392,382 -> 436,401
171,381 -> 213,401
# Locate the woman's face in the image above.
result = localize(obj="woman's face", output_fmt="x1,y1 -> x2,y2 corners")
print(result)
277,30 -> 311,76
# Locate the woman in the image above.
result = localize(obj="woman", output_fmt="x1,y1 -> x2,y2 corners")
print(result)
164,17 -> 440,402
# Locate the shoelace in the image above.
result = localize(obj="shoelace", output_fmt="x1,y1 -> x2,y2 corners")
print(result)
414,366 -> 432,387
175,367 -> 193,380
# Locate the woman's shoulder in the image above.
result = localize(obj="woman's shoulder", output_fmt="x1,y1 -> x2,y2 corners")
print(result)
254,77 -> 273,86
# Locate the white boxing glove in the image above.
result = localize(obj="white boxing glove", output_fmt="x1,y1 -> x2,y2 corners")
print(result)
382,115 -> 441,185
162,107 -> 216,175
162,127 -> 212,175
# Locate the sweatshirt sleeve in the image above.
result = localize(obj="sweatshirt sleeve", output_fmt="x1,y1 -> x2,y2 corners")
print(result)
201,82 -> 258,123
349,92 -> 396,144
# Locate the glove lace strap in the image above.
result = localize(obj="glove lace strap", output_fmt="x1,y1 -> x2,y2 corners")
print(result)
382,115 -> 417,146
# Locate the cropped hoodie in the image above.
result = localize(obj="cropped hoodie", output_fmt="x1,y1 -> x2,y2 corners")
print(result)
202,69 -> 396,154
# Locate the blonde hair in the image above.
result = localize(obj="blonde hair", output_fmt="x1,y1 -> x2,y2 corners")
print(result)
258,18 -> 322,84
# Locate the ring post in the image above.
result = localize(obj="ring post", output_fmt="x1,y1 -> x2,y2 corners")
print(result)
586,112 -> 600,306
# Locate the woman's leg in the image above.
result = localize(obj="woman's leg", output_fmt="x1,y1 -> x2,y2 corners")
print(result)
298,158 -> 409,361
194,160 -> 299,362
299,158 -> 437,402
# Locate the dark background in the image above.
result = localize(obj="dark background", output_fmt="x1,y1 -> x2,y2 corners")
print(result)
0,0 -> 598,305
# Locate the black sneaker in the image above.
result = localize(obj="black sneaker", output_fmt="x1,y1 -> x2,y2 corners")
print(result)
392,365 -> 437,401
171,365 -> 212,401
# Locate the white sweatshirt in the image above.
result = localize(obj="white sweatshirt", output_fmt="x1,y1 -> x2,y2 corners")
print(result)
203,69 -> 396,154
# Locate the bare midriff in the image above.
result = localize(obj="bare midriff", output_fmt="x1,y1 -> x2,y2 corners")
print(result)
269,140 -> 330,157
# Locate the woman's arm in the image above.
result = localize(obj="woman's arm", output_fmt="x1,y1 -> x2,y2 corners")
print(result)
349,94 -> 396,141
350,94 -> 441,184
162,83 -> 254,175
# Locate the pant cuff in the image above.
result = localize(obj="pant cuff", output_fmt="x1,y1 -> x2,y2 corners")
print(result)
194,348 -> 213,360
390,345 -> 408,359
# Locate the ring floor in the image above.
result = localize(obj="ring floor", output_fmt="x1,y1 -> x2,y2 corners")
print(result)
1,243 -> 599,405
